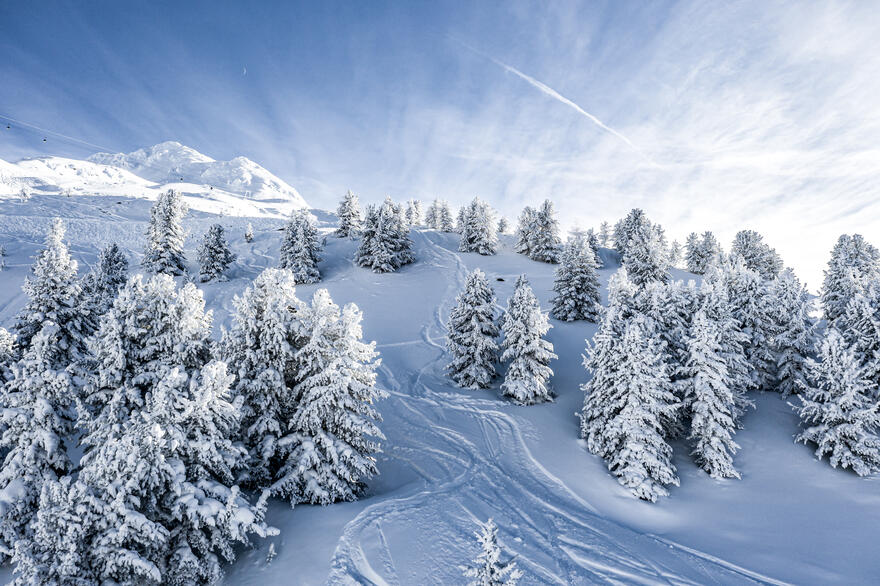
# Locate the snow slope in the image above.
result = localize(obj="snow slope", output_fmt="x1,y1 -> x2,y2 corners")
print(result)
0,193 -> 879,585
0,142 -> 307,218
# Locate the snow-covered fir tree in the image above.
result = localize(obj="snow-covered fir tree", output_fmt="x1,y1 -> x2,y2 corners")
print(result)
438,200 -> 455,232
14,218 -> 87,362
731,229 -> 783,280
0,327 -> 74,561
458,197 -> 498,256
219,268 -> 308,488
550,237 -> 601,322
684,232 -> 701,273
0,244 -> 6,271
280,209 -> 322,284
771,269 -> 816,396
514,206 -> 536,257
406,198 -> 423,227
77,274 -> 272,584
77,242 -> 129,347
142,189 -> 188,275
585,228 -> 601,257
245,222 -> 254,243
668,240 -> 682,268
198,223 -> 236,282
839,285 -> 880,393
356,197 -> 415,273
528,200 -> 562,263
461,518 -> 523,586
623,219 -> 668,287
613,208 -> 651,258
580,313 -> 680,501
821,234 -> 880,326
0,328 -> 14,380
796,328 -> 880,476
456,206 -> 468,234
336,190 -> 363,238
272,289 -> 385,505
598,221 -> 611,247
446,269 -> 500,389
497,217 -> 509,234
681,308 -> 741,479
500,276 -> 556,405
424,199 -> 439,229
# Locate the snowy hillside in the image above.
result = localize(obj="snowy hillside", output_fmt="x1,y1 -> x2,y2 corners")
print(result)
0,193 -> 879,585
0,142 -> 307,218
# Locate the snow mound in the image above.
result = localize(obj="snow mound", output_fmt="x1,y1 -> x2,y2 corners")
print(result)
89,141 -> 307,206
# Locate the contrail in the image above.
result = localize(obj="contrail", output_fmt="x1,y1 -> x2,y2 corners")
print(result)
450,36 -> 656,164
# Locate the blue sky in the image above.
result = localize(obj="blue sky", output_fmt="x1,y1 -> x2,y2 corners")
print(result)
2,0 -> 880,286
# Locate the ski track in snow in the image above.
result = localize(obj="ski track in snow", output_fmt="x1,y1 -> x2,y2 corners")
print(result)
322,231 -> 784,586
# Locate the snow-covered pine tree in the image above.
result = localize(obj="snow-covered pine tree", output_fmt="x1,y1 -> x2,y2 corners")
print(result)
280,209 -> 322,284
424,199 -> 440,229
219,268 -> 308,487
550,237 -> 601,322
528,200 -> 562,263
142,189 -> 188,275
0,327 -> 74,561
356,197 -> 415,273
821,234 -> 880,326
446,269 -> 500,389
78,274 -> 273,583
406,198 -> 423,227
198,223 -> 237,282
514,206 -> 536,257
461,518 -> 523,586
771,268 -> 816,396
0,328 -> 14,380
796,328 -> 880,476
500,276 -> 556,405
14,218 -> 87,362
685,232 -> 701,273
580,313 -> 680,501
598,221 -> 611,248
839,285 -> 880,391
77,242 -> 129,345
623,220 -> 669,287
245,222 -> 254,243
438,200 -> 456,232
0,244 -> 6,271
731,230 -> 783,280
701,231 -> 722,269
585,228 -> 601,258
669,240 -> 682,268
456,206 -> 468,234
458,197 -> 498,255
613,208 -> 651,258
336,190 -> 364,238
681,308 -> 741,479
497,217 -> 509,234
272,289 -> 385,505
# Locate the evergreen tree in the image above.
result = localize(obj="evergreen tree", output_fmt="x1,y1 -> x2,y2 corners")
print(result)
458,197 -> 498,256
461,519 -> 523,586
0,327 -> 74,561
272,289 -> 385,505
438,201 -> 455,232
701,231 -> 722,270
143,189 -> 188,275
356,197 -> 415,273
550,237 -> 601,322
77,274 -> 272,584
14,218 -> 87,362
497,217 -> 509,234
598,221 -> 611,247
500,276 -> 556,405
821,234 -> 880,326
731,230 -> 783,280
336,190 -> 363,238
529,200 -> 562,263
0,328 -> 14,381
681,309 -> 741,479
198,224 -> 236,282
245,222 -> 254,243
424,199 -> 439,229
685,232 -> 701,273
623,221 -> 668,287
446,269 -> 500,389
613,208 -> 651,258
668,240 -> 682,268
580,314 -> 680,501
771,269 -> 816,396
514,206 -> 536,257
796,328 -> 880,476
0,244 -> 6,271
219,268 -> 308,488
585,228 -> 601,258
280,209 -> 322,284
405,199 -> 423,227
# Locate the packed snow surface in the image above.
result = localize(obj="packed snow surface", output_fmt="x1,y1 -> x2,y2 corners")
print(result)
0,192 -> 878,585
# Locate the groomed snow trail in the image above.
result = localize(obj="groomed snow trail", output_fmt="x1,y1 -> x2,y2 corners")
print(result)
309,231 -> 784,585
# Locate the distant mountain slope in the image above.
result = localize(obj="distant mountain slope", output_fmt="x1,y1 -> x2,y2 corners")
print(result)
89,141 -> 307,206
0,142 -> 307,218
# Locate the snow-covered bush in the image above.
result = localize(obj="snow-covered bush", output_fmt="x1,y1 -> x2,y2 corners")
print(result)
500,276 -> 556,405
550,237 -> 601,322
446,269 -> 499,389
142,189 -> 188,275
461,518 -> 522,586
198,224 -> 236,282
336,190 -> 363,238
280,209 -> 322,284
